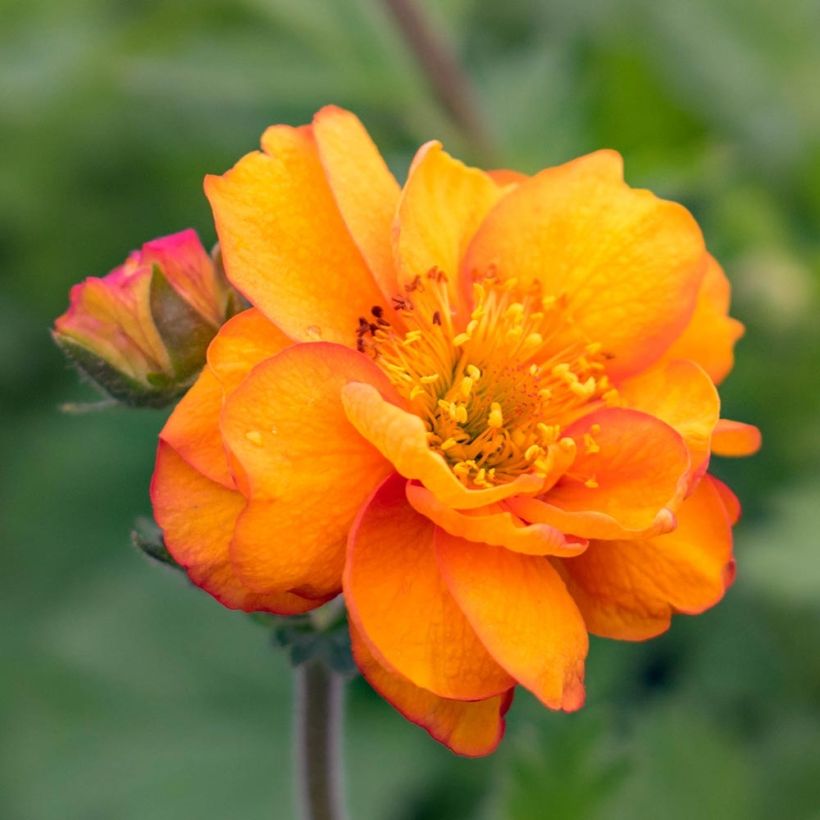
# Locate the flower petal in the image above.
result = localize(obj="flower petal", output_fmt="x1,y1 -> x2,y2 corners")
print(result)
559,475 -> 734,640
394,141 -> 502,314
405,482 -> 587,557
207,307 -> 292,394
220,342 -> 398,596
436,531 -> 588,710
350,623 -> 512,757
660,255 -> 744,385
711,419 -> 762,457
159,365 -> 234,488
341,381 -> 544,510
464,150 -> 707,378
313,105 -> 400,299
205,124 -> 388,346
160,308 -> 292,489
151,442 -> 324,614
509,408 -> 689,540
345,473 -> 515,700
619,359 -> 720,486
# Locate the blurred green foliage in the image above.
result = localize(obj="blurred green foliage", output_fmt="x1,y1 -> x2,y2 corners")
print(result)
1,0 -> 819,818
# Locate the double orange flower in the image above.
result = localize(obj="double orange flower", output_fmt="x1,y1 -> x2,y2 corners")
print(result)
151,107 -> 759,755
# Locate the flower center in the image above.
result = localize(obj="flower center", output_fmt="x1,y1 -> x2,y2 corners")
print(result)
358,269 -> 619,487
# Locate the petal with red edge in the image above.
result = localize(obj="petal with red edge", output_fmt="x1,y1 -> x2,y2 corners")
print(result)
559,474 -> 734,641
436,531 -> 588,711
350,623 -> 511,757
205,125 -> 387,346
394,142 -> 502,315
661,255 -> 744,385
709,475 -> 741,525
221,342 -> 398,596
619,359 -> 719,486
151,442 -> 324,614
313,106 -> 400,299
341,381 -> 544,510
464,150 -> 707,379
510,408 -> 689,540
159,365 -> 234,488
405,482 -> 587,557
711,419 -> 762,457
345,473 -> 515,700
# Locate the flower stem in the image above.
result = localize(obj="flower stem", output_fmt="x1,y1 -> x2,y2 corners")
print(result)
294,659 -> 347,820
382,0 -> 497,162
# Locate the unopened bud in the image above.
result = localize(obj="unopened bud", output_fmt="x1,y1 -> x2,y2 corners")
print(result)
53,229 -> 241,407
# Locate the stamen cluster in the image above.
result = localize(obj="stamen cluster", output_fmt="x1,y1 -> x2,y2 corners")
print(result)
358,269 -> 620,488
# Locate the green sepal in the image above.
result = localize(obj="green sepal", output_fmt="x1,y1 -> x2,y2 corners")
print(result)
131,516 -> 181,570
53,333 -> 185,408
255,603 -> 357,678
149,265 -> 217,381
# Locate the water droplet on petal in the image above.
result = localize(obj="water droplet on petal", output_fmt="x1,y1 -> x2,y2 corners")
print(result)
245,430 -> 263,446
305,325 -> 322,340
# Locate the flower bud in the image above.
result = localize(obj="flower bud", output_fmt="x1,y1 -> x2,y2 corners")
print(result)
53,229 -> 241,407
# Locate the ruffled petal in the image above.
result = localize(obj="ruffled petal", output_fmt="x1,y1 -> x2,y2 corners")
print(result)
220,342 -> 398,596
559,475 -> 734,640
394,141 -> 502,315
660,256 -> 744,385
711,419 -> 762,457
207,307 -> 292,394
405,482 -> 587,557
341,381 -> 544,510
159,365 -> 234,488
345,473 -> 515,700
464,150 -> 707,378
436,531 -> 588,710
619,359 -> 720,486
350,623 -> 512,757
313,105 -> 400,299
150,442 -> 325,614
205,124 -> 388,346
509,408 -> 689,539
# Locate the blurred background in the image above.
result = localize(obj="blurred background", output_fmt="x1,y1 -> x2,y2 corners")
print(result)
2,0 -> 819,817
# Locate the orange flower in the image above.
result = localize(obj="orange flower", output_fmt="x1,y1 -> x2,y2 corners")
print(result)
54,229 -> 240,406
151,107 -> 760,756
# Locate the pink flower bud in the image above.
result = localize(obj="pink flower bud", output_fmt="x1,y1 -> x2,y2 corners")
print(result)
53,229 -> 240,407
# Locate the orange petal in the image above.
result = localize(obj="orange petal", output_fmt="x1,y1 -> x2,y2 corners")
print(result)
150,441 -> 324,614
394,141 -> 502,315
661,255 -> 744,384
559,474 -> 734,640
345,473 -> 515,700
160,308 -> 291,489
205,124 -> 388,346
709,475 -> 741,525
350,623 -> 512,757
509,408 -> 689,540
341,381 -> 544,510
487,169 -> 528,186
207,307 -> 292,395
313,106 -> 400,299
464,150 -> 707,379
159,365 -> 234,488
619,359 -> 720,486
406,482 -> 587,557
436,531 -> 588,710
220,342 -> 397,596
711,419 -> 762,457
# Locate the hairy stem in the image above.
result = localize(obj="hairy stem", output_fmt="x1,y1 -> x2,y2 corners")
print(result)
294,659 -> 347,820
383,0 -> 496,161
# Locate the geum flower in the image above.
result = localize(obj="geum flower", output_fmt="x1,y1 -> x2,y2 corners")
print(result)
151,108 -> 761,756
54,229 -> 240,406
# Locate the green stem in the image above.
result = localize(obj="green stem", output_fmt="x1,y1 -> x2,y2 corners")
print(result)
294,659 -> 347,820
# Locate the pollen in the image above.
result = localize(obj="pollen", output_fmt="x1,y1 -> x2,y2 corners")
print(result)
357,267 -> 615,489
